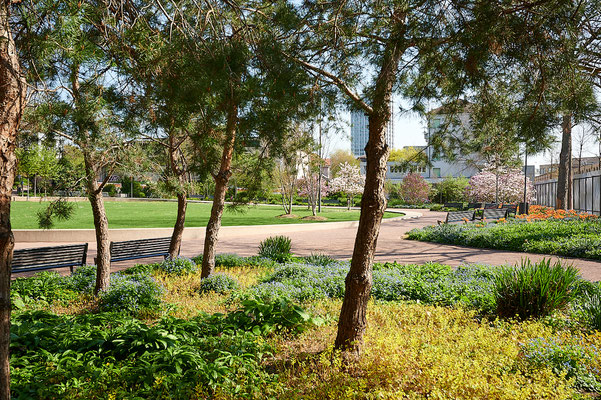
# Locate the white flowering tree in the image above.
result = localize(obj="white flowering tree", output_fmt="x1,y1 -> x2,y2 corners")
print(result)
466,167 -> 535,203
329,162 -> 365,210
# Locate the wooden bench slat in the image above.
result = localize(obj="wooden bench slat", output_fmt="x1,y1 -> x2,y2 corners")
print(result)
109,237 -> 173,263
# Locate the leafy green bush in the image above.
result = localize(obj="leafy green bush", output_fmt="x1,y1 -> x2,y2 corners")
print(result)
258,236 -> 292,263
199,274 -> 240,294
11,271 -> 77,307
10,297 -> 320,399
495,259 -> 579,319
575,282 -> 601,331
155,256 -> 197,275
522,337 -> 601,392
99,272 -> 164,313
68,264 -> 97,293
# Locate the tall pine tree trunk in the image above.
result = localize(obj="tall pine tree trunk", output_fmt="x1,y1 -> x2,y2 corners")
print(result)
201,103 -> 237,278
556,114 -> 573,210
0,2 -> 26,396
169,192 -> 187,258
83,155 -> 111,294
334,37 -> 402,354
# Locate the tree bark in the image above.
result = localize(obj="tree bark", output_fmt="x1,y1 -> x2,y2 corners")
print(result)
83,154 -> 111,294
201,102 -> 237,278
334,34 -> 402,354
556,114 -> 573,210
169,191 -> 187,258
168,134 -> 187,259
0,1 -> 26,396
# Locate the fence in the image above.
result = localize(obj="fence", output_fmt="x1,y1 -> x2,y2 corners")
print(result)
534,171 -> 601,215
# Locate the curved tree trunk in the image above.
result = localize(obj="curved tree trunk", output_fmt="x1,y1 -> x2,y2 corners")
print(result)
334,36 -> 402,354
556,114 -> 573,210
201,103 -> 237,278
83,155 -> 111,294
0,2 -> 26,397
169,191 -> 187,258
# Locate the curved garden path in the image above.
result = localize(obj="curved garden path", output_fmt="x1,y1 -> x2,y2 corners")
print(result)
13,209 -> 601,281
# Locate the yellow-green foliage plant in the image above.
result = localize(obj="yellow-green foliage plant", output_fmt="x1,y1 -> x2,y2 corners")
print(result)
274,302 -> 579,399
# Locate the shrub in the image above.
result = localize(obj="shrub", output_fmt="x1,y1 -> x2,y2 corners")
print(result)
495,259 -> 579,319
522,337 -> 601,392
68,264 -> 97,294
99,272 -> 164,313
155,256 -> 197,275
11,271 -> 77,307
400,173 -> 430,204
303,253 -> 336,266
576,282 -> 601,331
199,274 -> 240,294
258,236 -> 292,263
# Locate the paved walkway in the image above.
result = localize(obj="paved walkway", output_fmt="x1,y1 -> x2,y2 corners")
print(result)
14,209 -> 601,281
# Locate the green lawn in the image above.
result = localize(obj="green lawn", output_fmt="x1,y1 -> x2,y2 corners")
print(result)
11,200 -> 400,229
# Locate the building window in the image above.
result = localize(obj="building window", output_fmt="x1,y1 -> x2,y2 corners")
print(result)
433,168 -> 441,178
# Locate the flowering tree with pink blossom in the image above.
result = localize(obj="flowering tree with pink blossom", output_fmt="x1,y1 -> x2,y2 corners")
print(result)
400,173 -> 431,204
298,173 -> 328,216
329,162 -> 364,210
466,167 -> 535,203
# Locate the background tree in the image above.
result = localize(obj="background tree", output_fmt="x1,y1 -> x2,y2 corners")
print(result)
388,146 -> 428,172
329,162 -> 364,210
399,173 -> 431,205
430,176 -> 469,204
23,1 -> 131,293
466,167 -> 535,204
329,149 -> 359,177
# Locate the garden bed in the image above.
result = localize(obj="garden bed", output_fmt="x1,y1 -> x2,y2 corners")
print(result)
407,205 -> 601,261
10,247 -> 601,399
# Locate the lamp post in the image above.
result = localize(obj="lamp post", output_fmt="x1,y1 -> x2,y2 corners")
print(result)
523,144 -> 529,214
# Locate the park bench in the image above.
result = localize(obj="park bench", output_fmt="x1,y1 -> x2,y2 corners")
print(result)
108,237 -> 175,263
467,202 -> 483,210
480,208 -> 508,221
11,243 -> 88,274
443,202 -> 465,210
501,203 -> 518,216
484,203 -> 500,209
438,210 -> 475,225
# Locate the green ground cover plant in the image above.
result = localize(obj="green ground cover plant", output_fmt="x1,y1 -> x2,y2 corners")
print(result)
11,201 -> 399,229
10,252 -> 601,399
406,218 -> 601,260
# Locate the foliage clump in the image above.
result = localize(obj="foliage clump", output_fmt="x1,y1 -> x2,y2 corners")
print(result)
99,272 -> 164,313
199,273 -> 240,294
495,259 -> 579,319
258,236 -> 293,263
154,256 -> 197,275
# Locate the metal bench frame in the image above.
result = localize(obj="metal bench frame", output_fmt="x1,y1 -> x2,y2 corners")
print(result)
11,243 -> 88,274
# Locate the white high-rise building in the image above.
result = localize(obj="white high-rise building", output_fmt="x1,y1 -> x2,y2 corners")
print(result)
350,106 -> 394,157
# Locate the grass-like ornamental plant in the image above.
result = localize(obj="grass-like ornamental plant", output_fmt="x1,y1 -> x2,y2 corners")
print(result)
576,282 -> 601,331
199,273 -> 240,294
258,236 -> 292,263
495,259 -> 579,319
